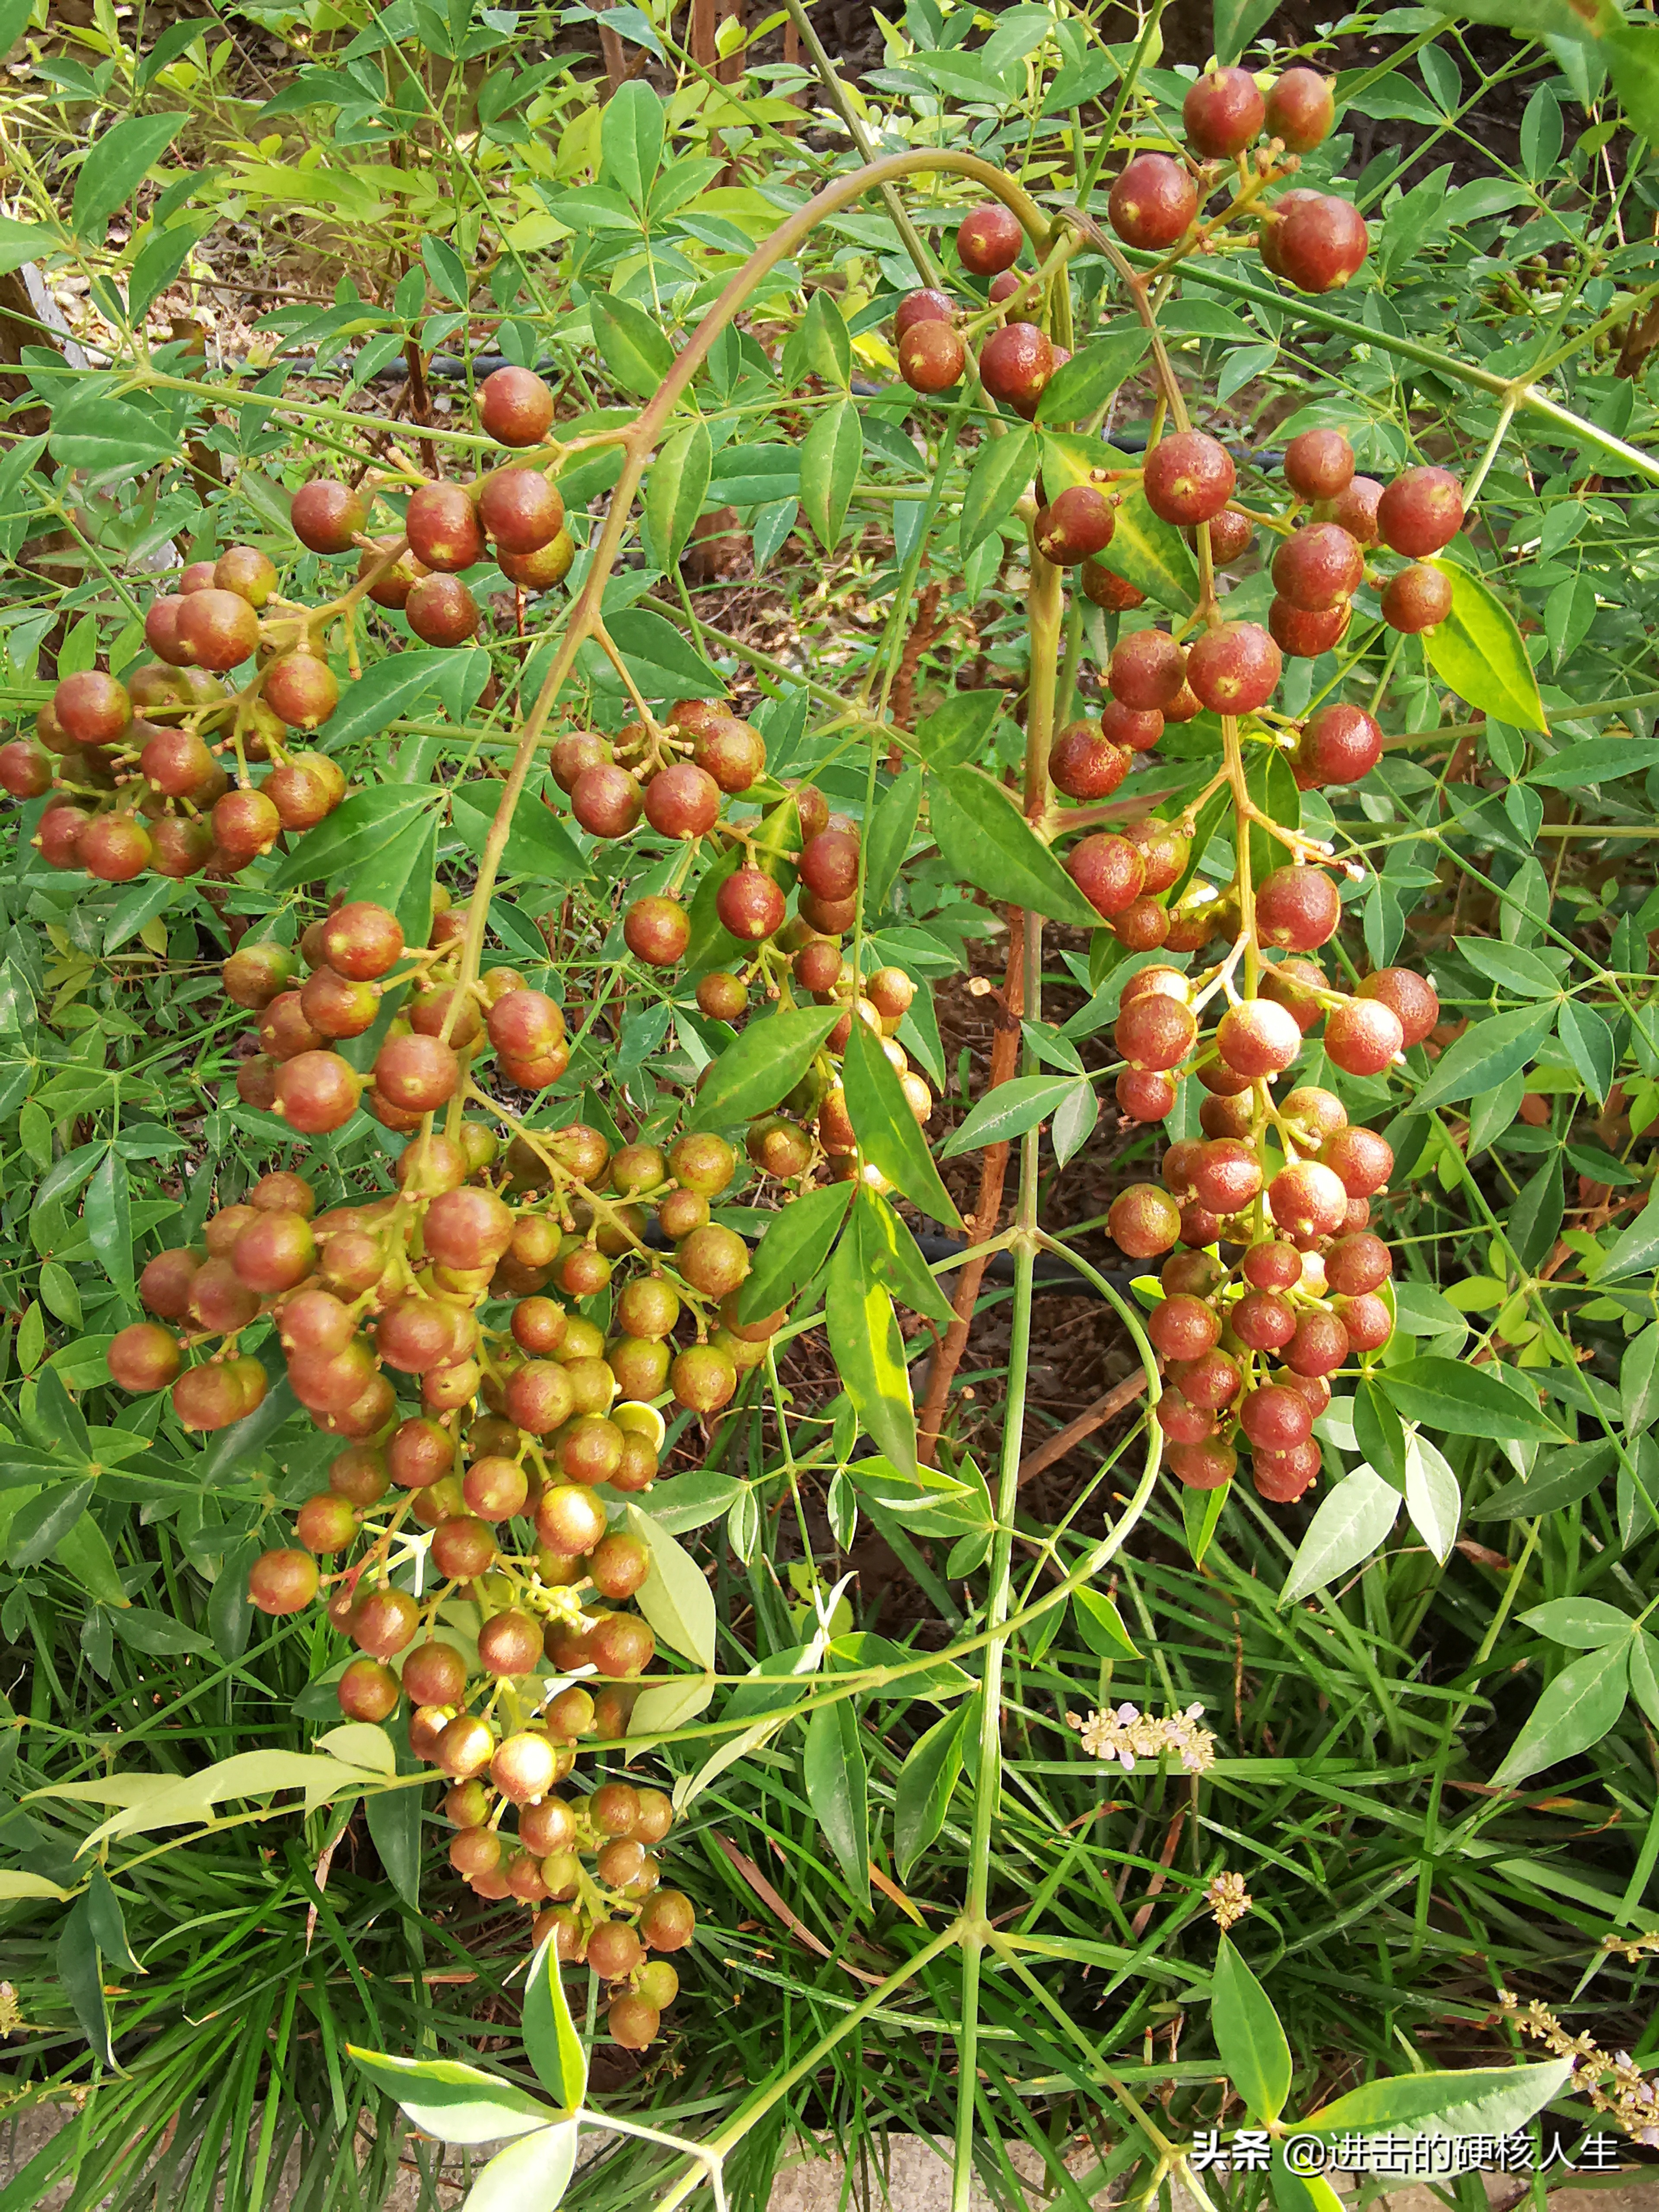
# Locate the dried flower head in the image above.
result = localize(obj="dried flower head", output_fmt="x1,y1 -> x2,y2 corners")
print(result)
1066,1700 -> 1218,1775
1502,1989 -> 1659,2146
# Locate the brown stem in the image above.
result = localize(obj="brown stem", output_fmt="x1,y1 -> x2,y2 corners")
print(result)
917,910 -> 1026,1465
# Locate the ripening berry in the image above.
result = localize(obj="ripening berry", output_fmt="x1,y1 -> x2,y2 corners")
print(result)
1191,1138 -> 1261,1214
1324,997 -> 1404,1076
1100,700 -> 1163,752
478,1610 -> 544,1678
291,478 -> 366,553
1328,474 -> 1383,547
1109,153 -> 1196,249
249,1548 -> 319,1615
1115,992 -> 1197,1071
645,761 -> 721,839
1185,623 -> 1282,716
1147,1294 -> 1220,1363
1269,194 -> 1369,293
1321,1125 -> 1394,1198
1266,67 -> 1335,152
716,867 -> 785,942
697,970 -> 747,1020
1108,1184 -> 1182,1259
80,815 -> 153,883
1036,485 -> 1114,564
957,203 -> 1023,274
107,1322 -> 182,1394
1272,524 -> 1363,612
1381,563 -> 1453,634
572,763 -> 643,838
175,589 -> 260,672
1216,999 -> 1301,1078
1327,1232 -> 1392,1297
1184,65 -> 1265,157
479,365 -> 555,446
1270,598 -> 1351,660
479,468 -> 564,554
624,895 -> 691,967
273,1051 -> 362,1134
1357,966 -> 1438,1048
1285,1309 -> 1349,1379
978,323 -> 1054,418
1082,561 -> 1146,613
499,531 -> 574,588
1377,467 -> 1464,558
1175,1348 -> 1242,1411
1267,1160 -> 1349,1242
406,573 -> 480,646
895,288 -> 953,335
1256,866 -> 1341,952
1050,722 -> 1130,801
899,322 -> 966,393
1240,1383 -> 1313,1452
1143,432 -> 1235,527
1109,629 -> 1186,712
1291,702 -> 1383,790
1067,833 -> 1145,919
671,1342 -> 737,1413
1284,428 -> 1354,503
321,901 -> 404,979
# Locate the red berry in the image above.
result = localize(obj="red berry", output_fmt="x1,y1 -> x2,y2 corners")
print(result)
1143,432 -> 1235,526
1170,1437 -> 1236,1489
1321,1125 -> 1394,1198
1274,194 -> 1369,293
979,323 -> 1054,418
1381,563 -> 1453,633
1377,467 -> 1464,558
895,288 -> 953,335
1108,1184 -> 1182,1258
1284,428 -> 1354,502
1270,599 -> 1351,660
478,365 -> 555,447
292,479 -> 366,553
571,763 -> 642,838
406,574 -> 480,646
957,204 -> 1023,275
1185,623 -> 1281,716
1109,154 -> 1197,249
1291,702 -> 1383,789
175,589 -> 260,672
79,814 -> 153,882
644,761 -> 721,839
1217,999 -> 1302,1079
624,895 -> 690,967
1240,1382 -> 1313,1452
1082,562 -> 1146,613
716,867 -> 785,942
1036,485 -> 1114,564
322,902 -> 404,979
1067,833 -> 1146,918
1324,997 -> 1404,1077
1266,68 -> 1335,153
406,483 -> 484,573
1100,700 -> 1163,752
1051,721 -> 1130,800
1285,1309 -> 1349,1378
1184,66 -> 1265,157
1109,629 -> 1186,712
1357,966 -> 1438,1048
1328,475 -> 1382,547
1256,866 -> 1340,952
1243,1240 -> 1302,1291
1271,524 -> 1363,612
479,468 -> 564,554
1267,1160 -> 1349,1241
1115,992 -> 1197,1071
899,323 -> 965,393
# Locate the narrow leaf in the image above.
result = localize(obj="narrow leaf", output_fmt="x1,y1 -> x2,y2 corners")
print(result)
842,1021 -> 961,1227
1422,558 -> 1547,733
894,1702 -> 969,1878
688,1004 -> 841,1130
522,1936 -> 588,2109
803,1700 -> 871,1909
931,767 -> 1101,929
825,1232 -> 917,1475
1212,1934 -> 1292,2123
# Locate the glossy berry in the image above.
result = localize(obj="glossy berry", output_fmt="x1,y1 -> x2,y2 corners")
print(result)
1270,598 -> 1351,659
1292,702 -> 1383,790
406,574 -> 480,646
1185,623 -> 1282,715
1325,997 -> 1404,1076
1109,154 -> 1197,249
292,479 -> 366,553
322,902 -> 404,979
1100,700 -> 1163,752
1274,194 -> 1369,293
979,323 -> 1053,418
571,763 -> 642,838
1240,1384 -> 1313,1452
957,203 -> 1023,274
1143,433 -> 1234,526
1109,628 -> 1185,711
692,715 -> 765,794
108,1322 -> 182,1393
1378,467 -> 1464,557
800,828 -> 860,900
264,653 -> 340,730
1381,563 -> 1452,633
175,590 -> 260,671
1147,1294 -> 1220,1363
479,365 -> 556,447
1266,68 -> 1335,152
1217,999 -> 1301,1078
250,1548 -> 319,1615
1036,485 -> 1113,564
1184,66 -> 1265,157
624,895 -> 690,967
1051,723 -> 1129,801
1357,966 -> 1438,1048
716,867 -> 785,942
54,671 -> 132,747
1268,1160 -> 1349,1241
499,532 -> 574,589
1257,866 -> 1341,951
1284,429 -> 1355,503
899,322 -> 965,393
1067,834 -> 1145,918
406,483 -> 484,573
895,288 -> 953,334
1115,992 -> 1196,1071
479,468 -> 564,553
0,740 -> 51,798
273,1051 -> 361,1133
1327,1232 -> 1392,1297
1329,474 -> 1383,547
645,761 -> 721,839
1108,1184 -> 1182,1259
1082,561 -> 1146,613
1272,524 -> 1363,612
79,815 -> 152,882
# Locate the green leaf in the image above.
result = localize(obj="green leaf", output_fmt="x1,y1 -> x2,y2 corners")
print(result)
1476,1441 -> 1614,1519
855,1187 -> 955,1328
1600,1193 -> 1659,1281
268,785 -> 438,893
645,416 -> 712,569
1382,1359 -> 1562,1442
1087,481 -> 1199,613
1520,1597 -> 1633,1649
1492,1642 -> 1628,1786
800,286 -> 852,387
1622,1323 -> 1659,1433
799,398 -> 862,551
0,216 -> 64,276
1629,1635 -> 1659,1730
48,397 -> 177,478
803,1700 -> 870,1909
86,1866 -> 140,1975
73,114 -> 186,239
449,785 -> 587,886
1412,1001 -> 1556,1113
1421,559 -> 1547,734
1072,1586 -> 1139,1659
320,648 -> 452,749
636,1471 -> 744,1533
110,1608 -> 214,1657
864,768 -> 921,911
0,1869 -> 73,1901
941,1073 -> 1079,1159
522,1935 -> 587,2109
627,1504 -> 716,1669
1183,1481 -> 1229,1565
53,1510 -> 125,1606
959,426 -> 1036,556
738,1182 -> 851,1322
1402,1431 -> 1460,1563
590,292 -> 676,397
915,690 -> 1004,771
364,1779 -> 422,1908
1528,734 -> 1659,787
1212,1934 -> 1292,2123
826,1230 -> 917,1475
10,1482 -> 95,1570
601,78 -> 664,207
346,2048 -> 554,2145
894,1701 -> 970,1878
85,1146 -> 135,1301
842,1022 -> 961,1227
1304,2057 -> 1573,2139
1050,1077 -> 1099,1167
58,1898 -> 112,2066
1215,0 -> 1281,66
1557,998 -> 1615,1102
1279,1468 -> 1400,1607
460,2123 -> 580,2212
931,767 -> 1101,929
603,607 -> 721,698
688,1004 -> 841,1130
1035,330 -> 1151,424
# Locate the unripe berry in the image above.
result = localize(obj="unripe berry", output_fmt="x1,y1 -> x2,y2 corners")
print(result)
108,1322 -> 182,1393
671,1342 -> 737,1413
337,1656 -> 400,1721
638,1889 -> 696,1951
